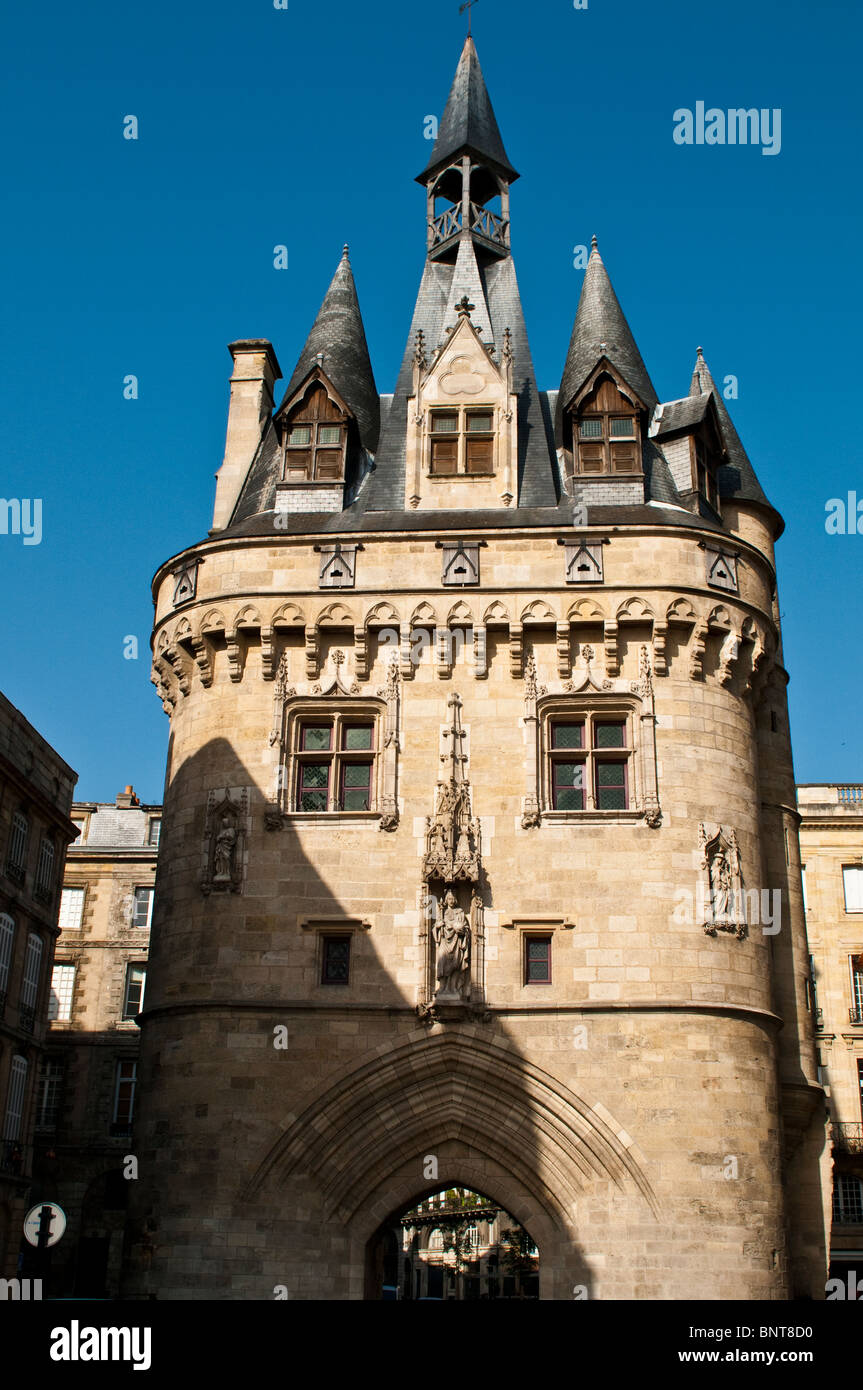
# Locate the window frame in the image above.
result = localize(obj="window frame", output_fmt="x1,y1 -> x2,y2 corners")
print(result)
284,704 -> 382,818
48,962 -> 75,1022
122,963 -> 147,1021
58,886 -> 86,931
523,933 -> 553,986
849,953 -> 863,1024
575,409 -> 640,475
148,818 -> 162,847
542,707 -> 636,815
320,933 -> 352,986
6,810 -> 30,883
280,381 -> 349,485
132,886 -> 154,930
112,1059 -> 138,1133
843,866 -> 863,914
427,405 -> 497,479
34,836 -> 56,902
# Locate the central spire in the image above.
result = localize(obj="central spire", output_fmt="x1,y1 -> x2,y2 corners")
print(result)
418,37 -> 517,263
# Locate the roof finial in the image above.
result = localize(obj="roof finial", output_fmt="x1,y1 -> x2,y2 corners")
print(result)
342,244 -> 350,259
459,0 -> 479,37
696,344 -> 704,359
456,294 -> 475,319
591,234 -> 598,251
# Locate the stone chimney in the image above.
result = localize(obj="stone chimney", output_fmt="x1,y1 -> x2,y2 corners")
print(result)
116,785 -> 140,808
212,339 -> 282,532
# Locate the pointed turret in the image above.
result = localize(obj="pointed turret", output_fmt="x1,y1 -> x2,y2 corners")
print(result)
557,238 -> 657,440
280,246 -> 379,453
419,36 -> 518,184
689,346 -> 781,534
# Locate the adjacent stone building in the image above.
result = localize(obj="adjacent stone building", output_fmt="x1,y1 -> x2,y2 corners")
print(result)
126,38 -> 828,1299
797,784 -> 863,1286
0,690 -> 77,1279
28,788 -> 158,1297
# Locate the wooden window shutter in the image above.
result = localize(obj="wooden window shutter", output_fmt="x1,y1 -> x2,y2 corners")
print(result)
431,438 -> 458,475
465,437 -> 493,473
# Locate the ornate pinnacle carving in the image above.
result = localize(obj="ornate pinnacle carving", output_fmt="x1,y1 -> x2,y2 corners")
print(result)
630,645 -> 653,699
414,329 -> 427,371
502,327 -> 513,363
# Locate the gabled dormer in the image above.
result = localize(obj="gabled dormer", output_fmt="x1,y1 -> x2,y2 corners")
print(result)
404,297 -> 518,510
652,388 -> 725,519
273,367 -> 354,509
568,363 -> 646,480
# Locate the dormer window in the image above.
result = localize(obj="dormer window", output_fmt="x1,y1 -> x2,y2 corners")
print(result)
429,408 -> 496,477
574,376 -> 641,475
281,383 -> 347,483
695,439 -> 720,512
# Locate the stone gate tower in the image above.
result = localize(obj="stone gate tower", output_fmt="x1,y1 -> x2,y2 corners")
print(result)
126,38 -> 829,1299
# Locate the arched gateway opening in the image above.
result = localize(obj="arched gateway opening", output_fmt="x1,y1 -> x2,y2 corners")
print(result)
366,1186 -> 539,1300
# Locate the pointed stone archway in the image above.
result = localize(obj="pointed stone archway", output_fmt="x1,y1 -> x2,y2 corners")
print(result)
244,1025 -> 659,1299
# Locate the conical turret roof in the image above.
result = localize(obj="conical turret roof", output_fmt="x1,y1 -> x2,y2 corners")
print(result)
280,247 -> 380,453
689,347 -> 781,531
419,36 -> 518,183
557,239 -> 657,437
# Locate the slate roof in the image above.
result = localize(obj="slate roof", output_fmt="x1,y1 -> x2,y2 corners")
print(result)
689,348 -> 782,534
556,240 -> 658,440
653,395 -> 711,438
419,36 -> 518,183
362,237 -> 561,513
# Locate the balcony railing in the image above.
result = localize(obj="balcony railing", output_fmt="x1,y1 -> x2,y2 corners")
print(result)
850,1009 -> 863,1026
838,786 -> 863,804
832,1123 -> 863,1155
19,1006 -> 35,1035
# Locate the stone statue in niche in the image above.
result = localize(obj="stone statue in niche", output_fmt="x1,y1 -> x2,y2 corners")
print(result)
434,889 -> 471,999
699,823 -> 747,939
213,816 -> 238,882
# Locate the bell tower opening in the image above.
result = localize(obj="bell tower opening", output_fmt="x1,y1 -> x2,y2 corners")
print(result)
365,1186 -> 540,1300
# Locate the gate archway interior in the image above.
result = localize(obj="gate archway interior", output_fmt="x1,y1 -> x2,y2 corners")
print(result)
366,1185 -> 539,1300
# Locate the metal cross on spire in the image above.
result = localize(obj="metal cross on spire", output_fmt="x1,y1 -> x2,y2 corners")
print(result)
459,0 -> 479,36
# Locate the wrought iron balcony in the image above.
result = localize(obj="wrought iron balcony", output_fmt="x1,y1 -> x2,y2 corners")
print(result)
832,1123 -> 863,1155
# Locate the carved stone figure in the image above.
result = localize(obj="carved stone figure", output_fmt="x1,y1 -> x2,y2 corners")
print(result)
213,817 -> 237,881
434,890 -> 471,997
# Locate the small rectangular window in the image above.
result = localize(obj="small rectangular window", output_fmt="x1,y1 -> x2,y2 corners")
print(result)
579,418 -> 603,438
123,965 -> 147,1020
467,413 -> 493,432
36,1058 -> 64,1130
288,426 -> 311,445
553,761 -> 586,811
318,425 -> 341,445
148,819 -> 162,846
340,763 -> 372,811
133,887 -> 154,929
524,935 -> 552,984
298,764 -> 330,812
48,964 -> 75,1021
112,1060 -> 137,1131
431,412 -> 458,432
322,935 -> 351,985
58,887 -> 85,931
342,724 -> 373,751
843,867 -> 863,913
552,722 -> 585,750
596,761 -> 628,810
610,417 -> 635,437
594,721 -> 626,749
301,724 -> 332,752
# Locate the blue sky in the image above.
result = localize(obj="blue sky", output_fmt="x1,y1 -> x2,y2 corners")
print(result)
1,0 -> 860,801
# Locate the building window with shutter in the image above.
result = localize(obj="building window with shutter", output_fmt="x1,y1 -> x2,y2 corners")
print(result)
123,965 -> 147,1021
0,913 -> 15,1010
573,375 -> 641,475
34,838 -> 56,902
2,1056 -> 28,1170
48,964 -> 75,1021
429,408 -> 496,477
20,931 -> 43,1033
280,382 -> 347,483
58,887 -> 85,931
6,811 -> 29,884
